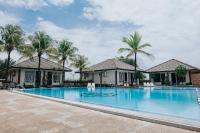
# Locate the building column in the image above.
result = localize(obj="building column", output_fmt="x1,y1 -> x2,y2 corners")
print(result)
159,73 -> 161,83
127,72 -> 128,83
18,69 -> 21,84
189,71 -> 192,84
92,72 -> 94,82
115,70 -> 118,86
167,72 -> 169,83
43,71 -> 46,86
99,72 -> 102,86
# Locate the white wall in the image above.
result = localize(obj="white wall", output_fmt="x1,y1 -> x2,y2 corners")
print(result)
12,69 -> 63,87
85,70 -> 135,85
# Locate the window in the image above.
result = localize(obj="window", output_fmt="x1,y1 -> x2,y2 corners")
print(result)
102,71 -> 107,77
84,73 -> 89,79
119,72 -> 125,82
53,72 -> 61,83
151,73 -> 161,82
25,71 -> 34,83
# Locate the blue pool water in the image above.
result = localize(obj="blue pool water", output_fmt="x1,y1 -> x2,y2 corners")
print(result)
21,87 -> 200,121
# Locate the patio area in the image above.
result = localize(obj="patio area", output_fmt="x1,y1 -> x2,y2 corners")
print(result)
0,90 -> 198,133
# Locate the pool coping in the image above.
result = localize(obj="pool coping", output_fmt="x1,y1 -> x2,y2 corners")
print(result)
13,90 -> 200,132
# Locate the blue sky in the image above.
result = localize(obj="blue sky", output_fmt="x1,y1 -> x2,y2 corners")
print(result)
0,0 -> 200,69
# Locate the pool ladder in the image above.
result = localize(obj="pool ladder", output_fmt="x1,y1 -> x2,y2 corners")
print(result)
196,88 -> 200,105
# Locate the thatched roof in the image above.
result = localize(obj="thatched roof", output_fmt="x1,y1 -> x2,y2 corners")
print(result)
146,59 -> 199,73
83,58 -> 142,72
11,56 -> 72,71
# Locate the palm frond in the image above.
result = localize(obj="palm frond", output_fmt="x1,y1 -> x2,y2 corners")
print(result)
17,45 -> 35,59
126,51 -> 134,58
138,43 -> 151,49
118,48 -> 132,53
119,31 -> 154,61
138,50 -> 154,59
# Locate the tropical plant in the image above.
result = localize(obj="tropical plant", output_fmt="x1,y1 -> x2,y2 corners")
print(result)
0,59 -> 16,79
0,58 -> 16,70
71,55 -> 89,81
118,32 -> 153,85
48,39 -> 78,86
175,65 -> 187,84
116,56 -> 137,66
136,71 -> 146,81
0,24 -> 24,81
19,31 -> 53,87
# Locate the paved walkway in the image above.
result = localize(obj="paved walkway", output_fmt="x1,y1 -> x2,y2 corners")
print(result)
0,91 -> 198,133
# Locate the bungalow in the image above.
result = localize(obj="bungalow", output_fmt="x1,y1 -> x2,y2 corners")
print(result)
82,58 -> 143,86
146,59 -> 200,85
6,56 -> 72,87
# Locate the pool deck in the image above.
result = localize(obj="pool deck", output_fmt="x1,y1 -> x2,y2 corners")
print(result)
0,90 -> 199,133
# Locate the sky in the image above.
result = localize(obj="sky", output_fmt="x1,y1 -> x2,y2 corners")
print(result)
0,0 -> 200,70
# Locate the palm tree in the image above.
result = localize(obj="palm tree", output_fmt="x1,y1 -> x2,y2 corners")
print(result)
19,31 -> 53,87
48,39 -> 78,86
118,32 -> 153,85
0,59 -> 16,79
0,58 -> 16,70
117,56 -> 137,66
71,55 -> 89,81
0,24 -> 24,81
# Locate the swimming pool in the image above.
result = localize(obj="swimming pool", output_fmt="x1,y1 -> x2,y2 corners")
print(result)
21,87 -> 200,122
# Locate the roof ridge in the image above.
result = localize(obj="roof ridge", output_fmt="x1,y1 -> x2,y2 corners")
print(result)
13,56 -> 35,67
14,56 -> 71,71
146,58 -> 199,72
41,57 -> 69,69
111,58 -> 118,69
146,59 -> 173,71
171,59 -> 199,70
89,58 -> 111,68
114,58 -> 135,68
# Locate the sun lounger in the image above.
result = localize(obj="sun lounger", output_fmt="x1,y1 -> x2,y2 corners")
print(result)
143,82 -> 154,87
87,83 -> 95,88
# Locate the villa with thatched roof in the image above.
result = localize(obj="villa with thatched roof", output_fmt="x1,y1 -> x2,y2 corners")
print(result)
82,58 -> 143,86
146,59 -> 200,85
6,56 -> 72,87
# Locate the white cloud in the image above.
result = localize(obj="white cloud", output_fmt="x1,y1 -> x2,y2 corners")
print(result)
47,0 -> 74,7
0,0 -> 74,10
36,18 -> 134,67
0,10 -> 21,26
83,0 -> 200,68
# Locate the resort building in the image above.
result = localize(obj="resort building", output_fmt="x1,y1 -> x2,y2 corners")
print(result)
82,58 -> 143,86
146,59 -> 200,86
6,56 -> 72,87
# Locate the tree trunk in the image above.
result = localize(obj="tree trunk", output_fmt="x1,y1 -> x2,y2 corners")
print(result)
134,52 -> 137,86
80,68 -> 82,81
6,50 -> 11,82
62,60 -> 65,87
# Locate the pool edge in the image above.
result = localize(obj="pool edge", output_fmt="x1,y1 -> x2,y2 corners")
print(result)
13,90 -> 200,132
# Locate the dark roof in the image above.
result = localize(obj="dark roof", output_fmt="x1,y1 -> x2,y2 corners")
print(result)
11,56 -> 72,71
83,58 -> 143,72
146,59 -> 199,73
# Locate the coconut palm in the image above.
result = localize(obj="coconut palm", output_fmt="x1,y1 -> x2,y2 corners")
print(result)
0,24 -> 24,81
71,55 -> 89,81
118,32 -> 153,85
0,58 -> 16,70
19,31 -> 53,87
48,39 -> 78,86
